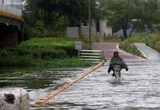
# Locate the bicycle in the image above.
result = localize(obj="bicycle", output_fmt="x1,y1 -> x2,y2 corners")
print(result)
113,65 -> 121,79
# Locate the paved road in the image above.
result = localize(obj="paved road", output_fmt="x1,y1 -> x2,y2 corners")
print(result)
135,43 -> 160,61
92,43 -> 146,64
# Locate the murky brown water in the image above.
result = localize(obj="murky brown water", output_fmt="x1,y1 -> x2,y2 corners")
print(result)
1,61 -> 160,110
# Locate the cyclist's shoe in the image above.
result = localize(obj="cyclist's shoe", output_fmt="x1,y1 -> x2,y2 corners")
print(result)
112,72 -> 115,76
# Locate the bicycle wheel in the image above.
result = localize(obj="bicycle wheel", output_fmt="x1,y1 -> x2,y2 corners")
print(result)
115,70 -> 120,79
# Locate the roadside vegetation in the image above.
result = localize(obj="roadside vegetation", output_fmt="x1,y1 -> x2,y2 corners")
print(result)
103,35 -> 123,42
119,31 -> 160,57
0,37 -> 95,67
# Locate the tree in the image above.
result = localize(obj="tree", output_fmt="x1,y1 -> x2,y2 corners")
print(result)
26,0 -> 101,28
98,0 -> 160,38
26,0 -> 63,27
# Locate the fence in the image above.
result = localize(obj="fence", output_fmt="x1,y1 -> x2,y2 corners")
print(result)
78,50 -> 104,63
0,4 -> 22,20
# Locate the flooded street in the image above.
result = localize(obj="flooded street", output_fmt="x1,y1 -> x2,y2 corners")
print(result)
1,61 -> 160,110
30,62 -> 160,110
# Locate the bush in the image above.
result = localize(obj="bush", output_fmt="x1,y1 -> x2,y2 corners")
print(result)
0,52 -> 37,66
0,36 -> 97,67
35,20 -> 45,31
119,31 -> 160,57
18,37 -> 76,57
31,49 -> 67,59
104,35 -> 122,42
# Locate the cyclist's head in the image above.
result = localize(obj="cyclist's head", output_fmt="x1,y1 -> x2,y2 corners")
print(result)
113,51 -> 119,57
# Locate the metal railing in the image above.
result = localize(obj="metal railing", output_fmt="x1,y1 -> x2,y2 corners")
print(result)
0,4 -> 22,20
78,50 -> 104,63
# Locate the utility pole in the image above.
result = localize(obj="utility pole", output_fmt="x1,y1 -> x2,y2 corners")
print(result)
88,0 -> 91,46
2,0 -> 4,4
11,0 -> 12,6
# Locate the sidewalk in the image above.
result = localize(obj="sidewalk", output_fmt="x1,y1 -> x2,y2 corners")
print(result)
92,42 -> 146,64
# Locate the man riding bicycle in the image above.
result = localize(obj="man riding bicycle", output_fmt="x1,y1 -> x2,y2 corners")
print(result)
108,51 -> 128,77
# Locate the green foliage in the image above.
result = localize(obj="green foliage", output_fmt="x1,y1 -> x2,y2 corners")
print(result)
0,57 -> 93,77
0,49 -> 93,67
18,37 -> 76,57
18,38 -> 75,49
0,37 -> 95,67
119,39 -> 143,57
55,16 -> 69,30
104,35 -> 122,42
46,57 -> 94,68
0,51 -> 38,66
26,0 -> 101,28
98,0 -> 160,38
23,24 -> 33,39
24,24 -> 67,39
119,31 -> 160,57
35,20 -> 45,30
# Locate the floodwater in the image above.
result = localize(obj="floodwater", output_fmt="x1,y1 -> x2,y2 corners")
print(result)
1,61 -> 160,110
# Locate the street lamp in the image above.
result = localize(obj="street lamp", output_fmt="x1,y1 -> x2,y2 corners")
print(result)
88,0 -> 91,46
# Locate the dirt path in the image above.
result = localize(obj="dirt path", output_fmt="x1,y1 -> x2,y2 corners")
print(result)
92,42 -> 146,64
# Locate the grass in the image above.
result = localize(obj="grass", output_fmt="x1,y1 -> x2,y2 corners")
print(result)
43,57 -> 94,68
0,37 -> 96,68
18,37 -> 75,49
77,32 -> 106,44
119,31 -> 160,57
104,35 -> 123,42
0,57 -> 94,77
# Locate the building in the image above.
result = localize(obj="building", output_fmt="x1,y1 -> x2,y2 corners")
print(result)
0,0 -> 26,10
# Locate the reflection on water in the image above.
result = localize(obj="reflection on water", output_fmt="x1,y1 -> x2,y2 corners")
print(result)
1,62 -> 160,110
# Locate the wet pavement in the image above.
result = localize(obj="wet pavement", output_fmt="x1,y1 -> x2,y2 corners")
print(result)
135,43 -> 160,61
92,42 -> 146,62
1,42 -> 160,110
29,64 -> 160,110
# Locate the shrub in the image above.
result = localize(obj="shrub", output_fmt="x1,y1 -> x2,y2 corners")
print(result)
119,31 -> 160,57
18,37 -> 76,57
0,52 -> 37,66
35,20 -> 45,31
32,49 -> 67,59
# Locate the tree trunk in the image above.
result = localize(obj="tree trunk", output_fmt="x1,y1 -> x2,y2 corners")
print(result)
122,28 -> 128,38
129,27 -> 135,37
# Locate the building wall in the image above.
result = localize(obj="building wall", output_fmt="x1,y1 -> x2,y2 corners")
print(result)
99,20 -> 112,37
81,20 -> 112,37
